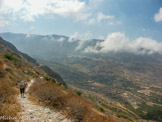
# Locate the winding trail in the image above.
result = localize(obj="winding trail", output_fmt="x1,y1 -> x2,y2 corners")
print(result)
17,79 -> 72,122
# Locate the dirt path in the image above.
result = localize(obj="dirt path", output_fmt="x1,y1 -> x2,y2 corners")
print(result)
17,79 -> 72,122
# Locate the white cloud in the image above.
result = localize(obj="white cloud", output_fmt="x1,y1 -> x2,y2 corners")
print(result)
68,32 -> 79,42
87,12 -> 121,25
0,0 -> 88,22
0,0 -> 23,13
84,32 -> 162,55
25,34 -> 31,38
58,37 -> 65,43
108,21 -> 122,25
75,32 -> 93,51
0,0 -> 120,26
97,12 -> 114,21
98,35 -> 105,40
154,7 -> 162,22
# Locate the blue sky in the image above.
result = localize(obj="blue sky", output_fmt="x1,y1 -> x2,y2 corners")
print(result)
0,0 -> 162,42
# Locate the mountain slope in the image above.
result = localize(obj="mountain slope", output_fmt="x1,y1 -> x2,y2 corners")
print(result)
0,36 -> 67,121
0,36 -> 65,85
0,36 -> 117,122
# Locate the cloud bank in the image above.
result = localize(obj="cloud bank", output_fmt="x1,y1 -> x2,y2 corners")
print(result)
0,0 -> 119,25
84,32 -> 162,55
154,7 -> 162,22
68,32 -> 79,42
0,0 -> 89,22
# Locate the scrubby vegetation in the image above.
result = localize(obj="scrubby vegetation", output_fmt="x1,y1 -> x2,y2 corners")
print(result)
0,60 -> 4,77
4,53 -> 18,61
75,90 -> 82,96
116,113 -> 133,121
39,55 -> 162,121
0,79 -> 21,119
102,103 -> 133,121
136,103 -> 162,121
125,102 -> 162,121
29,81 -> 116,122
0,60 -> 21,121
0,54 -> 40,121
44,76 -> 51,81
98,107 -> 105,113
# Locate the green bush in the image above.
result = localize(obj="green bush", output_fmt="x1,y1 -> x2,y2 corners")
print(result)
117,113 -> 133,121
44,76 -> 51,81
98,107 -> 105,113
55,82 -> 62,86
75,90 -> 82,96
4,53 -> 18,61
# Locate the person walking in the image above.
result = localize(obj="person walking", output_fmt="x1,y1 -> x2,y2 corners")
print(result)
20,81 -> 25,98
23,80 -> 27,93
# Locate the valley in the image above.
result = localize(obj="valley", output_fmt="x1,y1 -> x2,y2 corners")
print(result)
38,56 -> 162,121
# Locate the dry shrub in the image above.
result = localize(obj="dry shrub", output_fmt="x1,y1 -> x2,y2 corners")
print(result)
0,79 -> 21,121
0,60 -> 4,77
0,80 -> 15,102
0,99 -> 21,117
29,82 -> 65,108
83,112 -> 116,122
64,96 -> 90,121
29,81 -> 116,122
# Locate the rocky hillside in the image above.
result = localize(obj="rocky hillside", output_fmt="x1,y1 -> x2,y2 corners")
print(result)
0,36 -> 65,85
0,37 -> 119,122
0,36 -> 66,121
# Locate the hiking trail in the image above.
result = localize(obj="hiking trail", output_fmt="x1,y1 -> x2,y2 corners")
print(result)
17,79 -> 72,122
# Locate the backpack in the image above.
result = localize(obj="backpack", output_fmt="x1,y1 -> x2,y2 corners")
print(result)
20,83 -> 24,89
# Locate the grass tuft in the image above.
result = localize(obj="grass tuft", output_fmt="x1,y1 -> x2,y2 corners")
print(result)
75,90 -> 82,96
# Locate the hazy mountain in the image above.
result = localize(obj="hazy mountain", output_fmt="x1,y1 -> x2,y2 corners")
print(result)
0,32 -> 81,59
1,32 -> 162,63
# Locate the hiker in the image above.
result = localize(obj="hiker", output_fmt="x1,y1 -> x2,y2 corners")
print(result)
20,81 -> 25,98
23,80 -> 27,93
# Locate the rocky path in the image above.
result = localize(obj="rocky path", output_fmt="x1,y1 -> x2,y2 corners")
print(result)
17,79 -> 72,122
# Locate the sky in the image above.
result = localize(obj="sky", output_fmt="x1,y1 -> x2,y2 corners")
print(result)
0,0 -> 162,42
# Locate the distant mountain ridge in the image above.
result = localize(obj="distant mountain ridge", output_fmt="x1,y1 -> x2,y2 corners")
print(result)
0,32 -> 105,59
1,32 -> 162,62
0,32 -> 80,59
